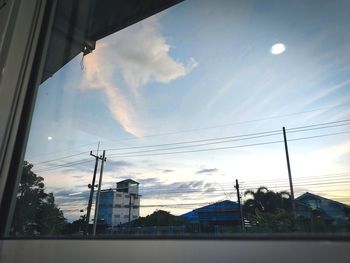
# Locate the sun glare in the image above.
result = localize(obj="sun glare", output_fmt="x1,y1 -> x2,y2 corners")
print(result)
270,43 -> 286,55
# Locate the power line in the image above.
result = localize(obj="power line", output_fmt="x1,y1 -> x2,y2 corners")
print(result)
56,183 -> 350,215
239,174 -> 350,186
106,124 -> 350,158
33,159 -> 91,173
106,130 -> 281,152
240,181 -> 350,189
138,202 -> 217,208
240,172 -> 350,183
49,176 -> 350,200
30,120 -> 350,173
106,119 -> 350,153
30,119 -> 350,168
107,130 -> 350,158
138,182 -> 350,196
28,141 -> 99,159
287,118 -> 350,131
59,189 -> 350,212
240,177 -> 350,185
109,140 -> 285,158
108,132 -> 282,156
287,122 -> 350,134
34,128 -> 349,172
25,105 -> 349,162
102,103 -> 349,142
30,130 -> 283,169
288,130 -> 350,142
136,174 -> 350,193
32,151 -> 89,167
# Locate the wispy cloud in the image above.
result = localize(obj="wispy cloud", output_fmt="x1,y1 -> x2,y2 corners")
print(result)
138,177 -> 160,186
140,180 -> 216,200
299,78 -> 350,109
81,53 -> 141,136
104,160 -> 133,172
80,16 -> 197,137
196,168 -> 218,174
162,169 -> 174,173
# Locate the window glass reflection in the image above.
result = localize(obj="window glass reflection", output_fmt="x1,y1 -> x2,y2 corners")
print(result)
10,0 -> 350,237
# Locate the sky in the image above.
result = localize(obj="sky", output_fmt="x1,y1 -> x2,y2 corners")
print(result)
23,0 -> 350,221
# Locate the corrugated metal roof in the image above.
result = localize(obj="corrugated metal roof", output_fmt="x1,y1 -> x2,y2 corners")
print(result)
296,192 -> 350,209
181,200 -> 240,223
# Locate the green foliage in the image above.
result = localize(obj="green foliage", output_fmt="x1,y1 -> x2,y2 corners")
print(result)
63,215 -> 86,234
11,161 -> 66,236
255,210 -> 295,232
242,186 -> 350,233
132,210 -> 188,227
243,187 -> 291,216
243,187 -> 296,232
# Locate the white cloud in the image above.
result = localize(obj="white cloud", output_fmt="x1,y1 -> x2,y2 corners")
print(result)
80,16 -> 197,136
300,78 -> 350,109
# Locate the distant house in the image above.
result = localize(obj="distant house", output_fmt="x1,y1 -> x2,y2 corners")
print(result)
296,192 -> 350,224
98,179 -> 141,227
181,200 -> 241,228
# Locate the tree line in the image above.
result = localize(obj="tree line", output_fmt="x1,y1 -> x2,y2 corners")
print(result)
10,162 -> 350,235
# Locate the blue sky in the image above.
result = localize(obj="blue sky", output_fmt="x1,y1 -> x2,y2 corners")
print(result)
24,0 -> 350,221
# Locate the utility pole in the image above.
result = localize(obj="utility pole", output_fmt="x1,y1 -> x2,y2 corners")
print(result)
127,193 -> 134,233
283,127 -> 296,214
85,150 -> 103,235
128,194 -> 132,223
92,150 -> 106,236
235,179 -> 244,230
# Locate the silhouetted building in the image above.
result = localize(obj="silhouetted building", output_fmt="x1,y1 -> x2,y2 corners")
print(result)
296,192 -> 350,224
181,200 -> 241,228
98,179 -> 141,227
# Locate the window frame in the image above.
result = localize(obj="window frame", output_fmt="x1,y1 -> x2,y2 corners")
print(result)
0,0 -> 349,245
0,0 -> 55,237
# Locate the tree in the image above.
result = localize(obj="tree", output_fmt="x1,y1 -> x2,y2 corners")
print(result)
243,187 -> 292,229
243,186 -> 291,215
11,161 -> 66,235
64,215 -> 86,234
132,210 -> 188,227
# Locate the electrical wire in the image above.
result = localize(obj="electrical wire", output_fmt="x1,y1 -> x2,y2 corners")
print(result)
33,159 -> 91,173
30,119 -> 350,172
30,119 -> 350,168
106,130 -> 350,158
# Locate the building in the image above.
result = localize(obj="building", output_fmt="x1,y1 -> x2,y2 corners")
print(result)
181,200 -> 241,229
98,179 -> 141,227
296,192 -> 350,224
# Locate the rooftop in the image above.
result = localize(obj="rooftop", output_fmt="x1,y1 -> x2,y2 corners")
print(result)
117,179 -> 140,185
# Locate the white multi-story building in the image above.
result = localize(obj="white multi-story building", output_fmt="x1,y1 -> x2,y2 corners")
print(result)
98,179 -> 141,227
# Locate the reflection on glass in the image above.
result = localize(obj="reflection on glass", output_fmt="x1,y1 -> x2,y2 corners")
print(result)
10,0 -> 350,236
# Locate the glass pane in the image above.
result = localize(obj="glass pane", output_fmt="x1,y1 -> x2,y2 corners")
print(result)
9,0 -> 350,237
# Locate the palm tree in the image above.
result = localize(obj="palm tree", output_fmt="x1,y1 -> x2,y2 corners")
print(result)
243,187 -> 269,215
243,187 -> 291,217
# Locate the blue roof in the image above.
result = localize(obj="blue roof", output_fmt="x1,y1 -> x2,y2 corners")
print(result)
181,200 -> 240,223
297,192 -> 350,209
